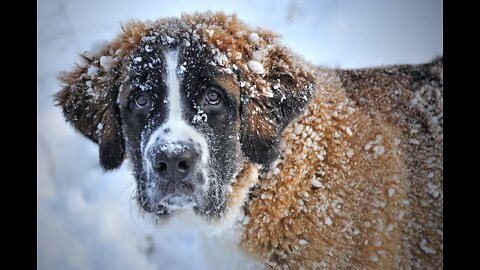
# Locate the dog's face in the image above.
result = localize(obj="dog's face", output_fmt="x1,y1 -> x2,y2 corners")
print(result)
55,13 -> 315,220
120,43 -> 243,216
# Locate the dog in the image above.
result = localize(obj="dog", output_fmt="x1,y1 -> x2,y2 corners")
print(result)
55,12 -> 443,269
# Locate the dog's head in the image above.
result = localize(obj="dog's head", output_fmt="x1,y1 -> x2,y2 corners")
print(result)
55,12 -> 315,220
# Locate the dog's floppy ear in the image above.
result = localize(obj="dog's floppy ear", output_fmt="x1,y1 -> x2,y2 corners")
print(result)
55,22 -> 146,170
54,51 -> 125,170
239,46 -> 316,167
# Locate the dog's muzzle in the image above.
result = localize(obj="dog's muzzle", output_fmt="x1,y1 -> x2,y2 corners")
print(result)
144,141 -> 201,209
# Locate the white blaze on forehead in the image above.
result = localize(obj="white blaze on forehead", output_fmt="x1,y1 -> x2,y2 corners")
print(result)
165,50 -> 182,123
143,49 -> 209,166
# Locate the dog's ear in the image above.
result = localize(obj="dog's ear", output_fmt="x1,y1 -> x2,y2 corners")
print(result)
54,22 -> 146,170
239,46 -> 316,167
54,53 -> 125,170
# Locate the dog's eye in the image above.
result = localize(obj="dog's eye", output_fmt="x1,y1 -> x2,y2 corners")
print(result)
134,93 -> 150,108
205,88 -> 221,106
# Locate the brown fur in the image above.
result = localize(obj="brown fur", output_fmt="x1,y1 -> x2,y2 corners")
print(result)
54,12 -> 442,269
241,63 -> 443,269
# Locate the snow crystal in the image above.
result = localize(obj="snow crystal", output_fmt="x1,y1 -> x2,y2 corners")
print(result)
260,193 -> 267,199
99,56 -> 113,72
299,239 -> 308,245
398,210 -> 405,220
324,216 -> 332,226
419,239 -> 436,254
374,240 -> 382,247
86,80 -> 92,88
346,149 -> 354,158
133,57 -> 143,63
387,188 -> 395,198
248,32 -> 259,43
370,255 -> 378,262
247,60 -> 264,74
144,45 -> 153,52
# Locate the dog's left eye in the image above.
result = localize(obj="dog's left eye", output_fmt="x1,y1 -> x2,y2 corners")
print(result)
134,93 -> 150,108
205,88 -> 221,106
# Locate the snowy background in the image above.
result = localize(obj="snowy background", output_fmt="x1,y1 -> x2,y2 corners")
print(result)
37,0 -> 442,269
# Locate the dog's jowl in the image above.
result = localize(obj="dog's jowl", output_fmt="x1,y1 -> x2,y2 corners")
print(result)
55,12 -> 443,269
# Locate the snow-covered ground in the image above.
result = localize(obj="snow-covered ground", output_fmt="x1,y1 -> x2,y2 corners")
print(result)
37,0 -> 442,269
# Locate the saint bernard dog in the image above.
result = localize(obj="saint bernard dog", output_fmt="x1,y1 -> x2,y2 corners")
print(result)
55,12 -> 443,269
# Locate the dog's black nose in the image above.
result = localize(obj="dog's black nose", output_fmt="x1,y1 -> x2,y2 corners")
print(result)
152,144 -> 199,181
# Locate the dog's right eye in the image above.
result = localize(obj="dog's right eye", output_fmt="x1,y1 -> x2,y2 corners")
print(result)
134,93 -> 150,109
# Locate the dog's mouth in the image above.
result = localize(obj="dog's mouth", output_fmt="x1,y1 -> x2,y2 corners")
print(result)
159,193 -> 197,209
138,177 -> 201,215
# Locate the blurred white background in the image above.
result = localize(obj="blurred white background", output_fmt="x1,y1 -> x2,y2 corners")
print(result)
37,0 -> 442,269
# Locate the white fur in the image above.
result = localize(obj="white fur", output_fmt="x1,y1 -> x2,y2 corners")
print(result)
143,49 -> 209,170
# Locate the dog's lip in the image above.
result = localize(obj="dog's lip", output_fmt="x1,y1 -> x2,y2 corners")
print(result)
159,193 -> 196,209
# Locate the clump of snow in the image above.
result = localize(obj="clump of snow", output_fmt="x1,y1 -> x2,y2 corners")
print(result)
409,139 -> 420,145
387,188 -> 395,198
87,65 -> 99,78
133,56 -> 143,63
324,216 -> 332,226
344,126 -> 353,136
419,239 -> 436,254
247,60 -> 264,74
346,149 -> 354,158
294,124 -> 304,135
100,56 -> 114,72
426,182 -> 441,199
370,255 -> 378,262
299,239 -> 308,245
248,32 -> 259,43
311,178 -> 322,188
214,53 -> 228,66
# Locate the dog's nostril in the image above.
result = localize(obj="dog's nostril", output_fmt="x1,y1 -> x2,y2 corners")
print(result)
158,162 -> 168,172
177,161 -> 190,172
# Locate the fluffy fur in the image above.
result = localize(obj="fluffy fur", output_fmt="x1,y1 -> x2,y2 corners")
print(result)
55,12 -> 443,269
